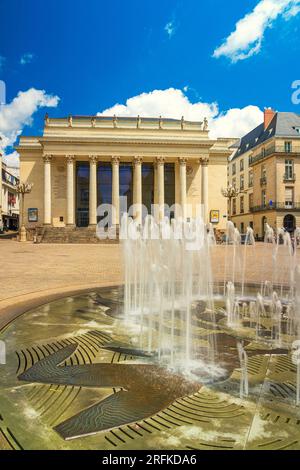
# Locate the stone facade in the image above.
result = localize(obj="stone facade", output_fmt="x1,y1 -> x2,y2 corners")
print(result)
17,115 -> 234,237
0,153 -> 19,231
228,110 -> 300,238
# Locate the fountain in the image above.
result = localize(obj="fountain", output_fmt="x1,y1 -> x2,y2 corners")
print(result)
121,214 -> 216,378
1,215 -> 300,450
237,341 -> 249,398
121,214 -> 300,402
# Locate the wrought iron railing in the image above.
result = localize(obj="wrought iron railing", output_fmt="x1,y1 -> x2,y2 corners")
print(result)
283,173 -> 296,182
250,202 -> 300,212
250,144 -> 300,165
260,176 -> 267,186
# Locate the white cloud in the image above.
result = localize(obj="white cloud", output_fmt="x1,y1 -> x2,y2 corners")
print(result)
99,88 -> 218,123
165,21 -> 175,38
213,0 -> 300,63
209,105 -> 263,138
2,151 -> 20,169
97,87 -> 263,139
0,88 -> 60,168
20,53 -> 34,65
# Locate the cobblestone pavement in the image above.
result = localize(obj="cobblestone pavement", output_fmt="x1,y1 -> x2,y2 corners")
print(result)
0,239 -> 297,305
0,240 -> 123,303
0,240 -> 299,450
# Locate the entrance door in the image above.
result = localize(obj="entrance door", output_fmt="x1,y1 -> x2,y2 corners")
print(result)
283,214 -> 296,233
76,163 -> 89,227
262,216 -> 267,238
142,164 -> 154,219
97,163 -> 112,227
119,164 -> 133,216
165,163 -> 175,219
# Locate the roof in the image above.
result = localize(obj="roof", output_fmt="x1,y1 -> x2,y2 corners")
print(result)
232,112 -> 300,161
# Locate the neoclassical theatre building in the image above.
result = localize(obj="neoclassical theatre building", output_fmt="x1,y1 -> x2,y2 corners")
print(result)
17,115 -> 235,241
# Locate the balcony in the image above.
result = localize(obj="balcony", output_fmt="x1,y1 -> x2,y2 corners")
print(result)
250,202 -> 300,212
283,173 -> 296,183
249,144 -> 300,165
260,176 -> 267,186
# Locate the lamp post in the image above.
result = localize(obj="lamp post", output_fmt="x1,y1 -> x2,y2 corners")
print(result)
16,182 -> 33,242
221,185 -> 245,220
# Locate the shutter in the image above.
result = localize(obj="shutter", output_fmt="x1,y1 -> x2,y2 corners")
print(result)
285,187 -> 293,201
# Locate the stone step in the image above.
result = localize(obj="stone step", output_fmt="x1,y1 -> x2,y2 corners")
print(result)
41,227 -> 119,244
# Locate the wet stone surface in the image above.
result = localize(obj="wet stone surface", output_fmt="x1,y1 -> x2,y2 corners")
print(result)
0,287 -> 299,450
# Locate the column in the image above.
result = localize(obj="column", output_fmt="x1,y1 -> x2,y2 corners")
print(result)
111,156 -> 120,226
201,157 -> 209,223
153,162 -> 158,205
156,157 -> 165,220
66,155 -> 75,225
43,154 -> 52,225
133,156 -> 142,224
179,157 -> 187,219
89,155 -> 98,226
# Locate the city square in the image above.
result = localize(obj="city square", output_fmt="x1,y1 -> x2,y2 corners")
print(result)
0,235 -> 299,450
1,0 -> 300,457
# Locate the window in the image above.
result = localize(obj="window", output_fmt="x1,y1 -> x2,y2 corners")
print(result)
8,192 -> 16,207
232,198 -> 236,215
232,163 -> 236,175
261,164 -> 267,185
249,193 -> 253,210
285,141 -> 292,153
240,222 -> 244,234
240,159 -> 244,172
240,175 -> 244,190
285,187 -> 294,208
232,178 -> 236,188
248,171 -> 253,187
261,189 -> 266,207
249,221 -> 254,229
240,196 -> 244,214
285,159 -> 294,180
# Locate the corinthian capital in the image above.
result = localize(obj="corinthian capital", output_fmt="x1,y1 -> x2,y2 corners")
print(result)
66,155 -> 76,163
133,156 -> 143,165
156,156 -> 165,165
111,156 -> 120,165
43,154 -> 52,163
89,155 -> 98,164
200,157 -> 209,166
178,157 -> 187,166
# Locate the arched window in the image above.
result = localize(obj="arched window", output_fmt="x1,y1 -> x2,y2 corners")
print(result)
283,214 -> 296,233
262,216 -> 267,237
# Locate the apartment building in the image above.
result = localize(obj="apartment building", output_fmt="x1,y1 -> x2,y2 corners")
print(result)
228,109 -> 300,238
0,155 -> 19,231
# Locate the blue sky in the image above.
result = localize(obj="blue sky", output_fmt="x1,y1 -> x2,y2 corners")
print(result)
1,0 -> 300,166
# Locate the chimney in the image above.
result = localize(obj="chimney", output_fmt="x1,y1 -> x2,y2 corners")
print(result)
264,108 -> 276,130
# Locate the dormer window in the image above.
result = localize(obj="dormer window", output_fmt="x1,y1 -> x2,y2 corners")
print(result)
285,141 -> 292,153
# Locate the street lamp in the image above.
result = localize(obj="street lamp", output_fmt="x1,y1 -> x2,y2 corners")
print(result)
221,184 -> 245,220
16,182 -> 33,242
